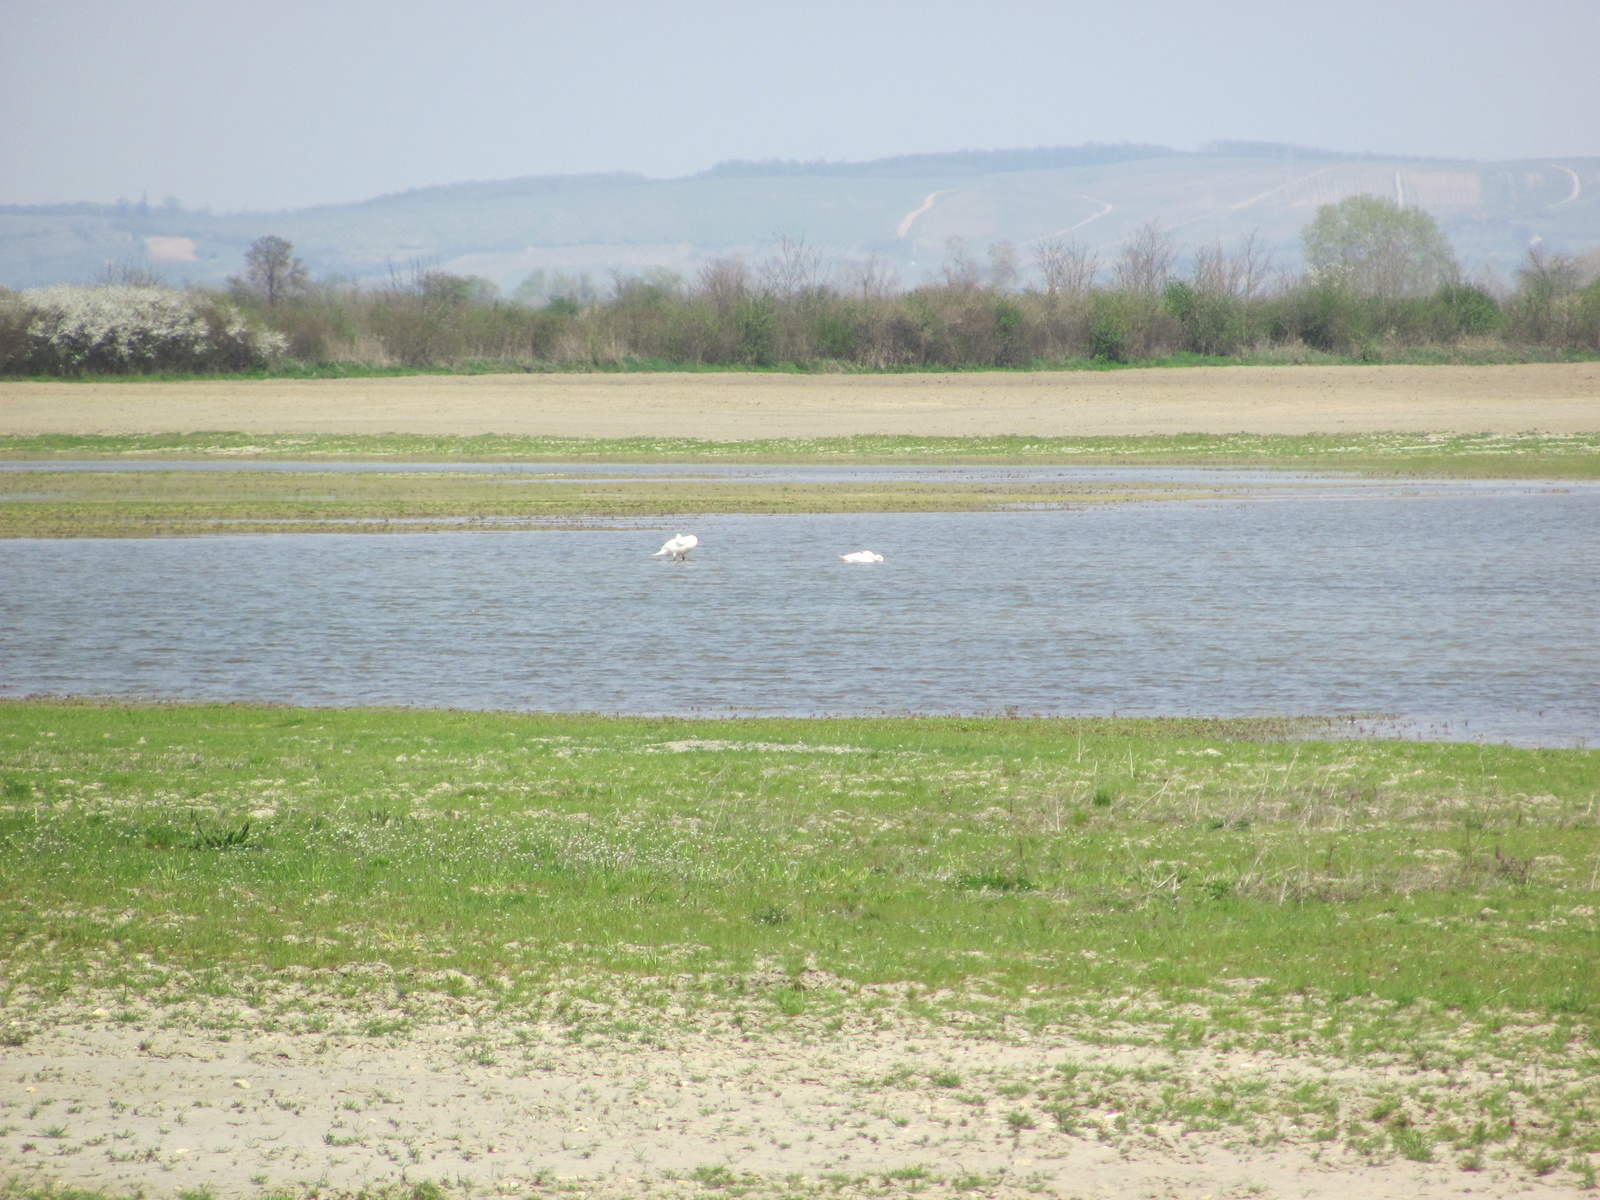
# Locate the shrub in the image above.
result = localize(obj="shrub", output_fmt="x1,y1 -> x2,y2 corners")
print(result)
992,297 -> 1026,364
809,305 -> 860,359
5,286 -> 284,375
1267,282 -> 1363,353
734,297 -> 777,365
1165,281 -> 1245,355
1429,283 -> 1501,339
0,290 -> 32,374
1087,293 -> 1130,361
1571,278 -> 1600,351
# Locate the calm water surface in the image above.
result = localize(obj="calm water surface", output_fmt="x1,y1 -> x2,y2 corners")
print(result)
2,479 -> 1595,746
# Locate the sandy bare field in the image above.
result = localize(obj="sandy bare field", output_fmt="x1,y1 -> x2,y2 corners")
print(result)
5,997 -> 1577,1200
2,364 -> 1597,438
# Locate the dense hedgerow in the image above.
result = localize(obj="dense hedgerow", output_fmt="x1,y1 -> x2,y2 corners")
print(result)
0,285 -> 286,375
219,267 -> 1592,372
3,209 -> 1597,376
4,270 -> 1596,377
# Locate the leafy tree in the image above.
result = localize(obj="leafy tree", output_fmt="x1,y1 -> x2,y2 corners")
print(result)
461,275 -> 501,305
1302,196 -> 1457,299
242,236 -> 307,307
610,268 -> 683,310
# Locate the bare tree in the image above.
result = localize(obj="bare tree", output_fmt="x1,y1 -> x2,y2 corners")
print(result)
1517,243 -> 1582,301
1191,240 -> 1234,298
96,261 -> 166,288
1034,237 -> 1098,297
841,254 -> 900,299
1233,228 -> 1272,301
1190,234 -> 1273,300
243,235 -> 308,307
694,255 -> 750,314
987,241 -> 1019,292
940,237 -> 983,290
758,233 -> 823,300
1113,221 -> 1177,296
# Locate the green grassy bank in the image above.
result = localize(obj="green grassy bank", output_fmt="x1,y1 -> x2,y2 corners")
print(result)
4,701 -> 1595,1015
5,701 -> 1600,1191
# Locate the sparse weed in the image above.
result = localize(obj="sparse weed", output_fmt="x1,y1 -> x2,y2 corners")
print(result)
1393,1126 -> 1434,1162
883,1164 -> 929,1180
689,1163 -> 738,1188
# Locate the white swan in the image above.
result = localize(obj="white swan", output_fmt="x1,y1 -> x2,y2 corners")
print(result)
839,550 -> 884,564
654,533 -> 698,560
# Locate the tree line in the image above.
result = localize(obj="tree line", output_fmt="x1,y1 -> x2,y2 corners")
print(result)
3,196 -> 1598,375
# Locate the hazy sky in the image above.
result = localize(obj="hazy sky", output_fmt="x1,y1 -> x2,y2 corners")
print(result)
4,0 -> 1599,213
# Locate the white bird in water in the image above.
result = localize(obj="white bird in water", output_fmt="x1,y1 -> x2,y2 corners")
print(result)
839,550 -> 884,564
654,533 -> 699,560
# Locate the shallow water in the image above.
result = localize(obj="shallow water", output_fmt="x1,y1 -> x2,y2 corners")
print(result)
2,480 -> 1596,746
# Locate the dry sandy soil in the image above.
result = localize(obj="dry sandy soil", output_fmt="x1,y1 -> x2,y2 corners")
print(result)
2,364 -> 1598,439
4,1000 -> 1581,1200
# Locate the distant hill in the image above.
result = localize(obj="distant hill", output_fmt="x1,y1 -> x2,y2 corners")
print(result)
2,143 -> 1596,291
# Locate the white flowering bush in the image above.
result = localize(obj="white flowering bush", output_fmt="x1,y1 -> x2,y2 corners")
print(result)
0,285 -> 287,375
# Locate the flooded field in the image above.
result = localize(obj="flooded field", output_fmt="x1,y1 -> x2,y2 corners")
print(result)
3,476 -> 1595,745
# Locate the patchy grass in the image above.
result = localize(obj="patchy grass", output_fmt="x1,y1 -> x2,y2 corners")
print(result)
2,432 -> 1595,536
2,701 -> 1598,1194
3,430 -> 1599,476
0,467 -> 1238,537
2,700 -> 1595,1011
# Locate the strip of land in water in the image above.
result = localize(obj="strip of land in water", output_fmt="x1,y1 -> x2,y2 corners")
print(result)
1,431 -> 1595,536
1,702 -> 1597,1198
0,468 -> 1252,537
3,364 -> 1595,536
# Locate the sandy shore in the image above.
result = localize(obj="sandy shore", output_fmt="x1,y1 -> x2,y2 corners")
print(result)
2,364 -> 1597,438
5,1004 -> 1573,1200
